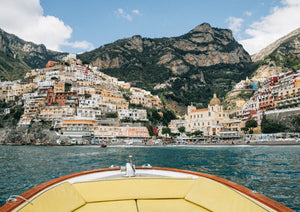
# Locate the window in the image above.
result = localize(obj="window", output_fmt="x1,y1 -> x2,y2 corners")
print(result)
208,122 -> 210,125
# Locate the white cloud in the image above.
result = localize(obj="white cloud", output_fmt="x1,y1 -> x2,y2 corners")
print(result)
115,8 -> 133,21
244,11 -> 252,16
115,8 -> 141,21
226,17 -> 244,34
132,9 -> 140,15
65,41 -> 94,51
239,0 -> 300,55
0,0 -> 93,51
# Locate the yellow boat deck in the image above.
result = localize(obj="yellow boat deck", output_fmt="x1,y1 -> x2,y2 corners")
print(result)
15,177 -> 274,212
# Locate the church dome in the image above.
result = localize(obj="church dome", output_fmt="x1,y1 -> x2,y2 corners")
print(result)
209,93 -> 221,106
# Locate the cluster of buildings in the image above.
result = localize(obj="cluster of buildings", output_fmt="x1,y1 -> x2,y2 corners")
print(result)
169,93 -> 243,138
1,52 -> 300,142
169,71 -> 300,139
237,71 -> 300,122
0,54 -> 164,142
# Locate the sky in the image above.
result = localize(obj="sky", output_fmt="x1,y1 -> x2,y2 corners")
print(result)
0,0 -> 299,55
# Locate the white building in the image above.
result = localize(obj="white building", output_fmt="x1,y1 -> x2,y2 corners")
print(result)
71,87 -> 95,95
39,106 -> 76,121
98,103 -> 117,113
79,99 -> 99,108
118,109 -> 148,121
76,107 -> 101,119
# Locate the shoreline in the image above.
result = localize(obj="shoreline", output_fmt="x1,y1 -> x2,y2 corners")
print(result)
1,142 -> 299,147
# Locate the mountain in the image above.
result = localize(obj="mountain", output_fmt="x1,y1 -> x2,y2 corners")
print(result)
79,23 -> 255,107
223,27 -> 300,109
252,27 -> 300,62
0,28 -> 66,81
250,27 -> 300,80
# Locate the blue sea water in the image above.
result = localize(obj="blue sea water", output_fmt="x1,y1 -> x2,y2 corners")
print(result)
0,145 -> 299,210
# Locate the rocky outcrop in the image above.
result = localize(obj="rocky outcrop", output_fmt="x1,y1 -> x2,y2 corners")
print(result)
0,122 -> 60,145
252,27 -> 300,62
80,23 -> 251,72
79,23 -> 253,106
0,28 -> 66,80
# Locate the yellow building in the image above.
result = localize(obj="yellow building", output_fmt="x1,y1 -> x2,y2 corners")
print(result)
53,81 -> 65,93
61,119 -> 98,137
219,119 -> 245,138
39,106 -> 75,120
185,94 -> 230,136
101,90 -> 129,110
93,126 -> 118,139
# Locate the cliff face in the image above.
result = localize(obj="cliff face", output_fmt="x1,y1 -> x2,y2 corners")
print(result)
81,23 -> 250,71
250,27 -> 300,80
224,28 -> 300,110
0,28 -> 66,80
252,28 -> 300,62
79,23 -> 254,106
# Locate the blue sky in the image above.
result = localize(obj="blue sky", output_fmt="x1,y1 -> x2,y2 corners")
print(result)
0,0 -> 300,55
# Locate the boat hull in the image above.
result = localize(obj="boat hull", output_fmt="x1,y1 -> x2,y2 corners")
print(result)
0,167 -> 293,212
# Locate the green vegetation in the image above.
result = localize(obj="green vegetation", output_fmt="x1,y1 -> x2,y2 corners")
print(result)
161,127 -> 171,135
245,119 -> 258,134
237,92 -> 254,100
261,113 -> 288,133
178,126 -> 185,133
146,107 -> 177,127
186,130 -> 203,137
0,52 -> 30,81
0,100 -> 24,127
0,28 -> 66,81
105,112 -> 118,118
267,53 -> 300,70
65,83 -> 72,92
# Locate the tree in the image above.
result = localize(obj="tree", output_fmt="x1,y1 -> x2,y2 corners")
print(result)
241,127 -> 249,134
162,127 -> 171,136
192,130 -> 203,137
65,83 -> 72,92
105,112 -> 118,118
245,119 -> 257,134
161,108 -> 176,126
261,113 -> 288,133
178,126 -> 185,133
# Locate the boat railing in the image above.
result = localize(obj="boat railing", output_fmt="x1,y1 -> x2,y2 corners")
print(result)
6,195 -> 33,205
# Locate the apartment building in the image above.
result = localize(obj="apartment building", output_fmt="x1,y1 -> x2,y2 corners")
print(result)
39,106 -> 75,121
118,109 -> 148,121
101,90 -> 128,110
76,107 -> 101,119
61,119 -> 98,137
117,126 -> 150,139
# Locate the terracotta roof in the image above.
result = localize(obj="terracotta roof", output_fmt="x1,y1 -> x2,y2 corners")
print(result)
191,108 -> 208,113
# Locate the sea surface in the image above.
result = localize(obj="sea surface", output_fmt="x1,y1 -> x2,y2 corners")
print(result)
0,145 -> 299,210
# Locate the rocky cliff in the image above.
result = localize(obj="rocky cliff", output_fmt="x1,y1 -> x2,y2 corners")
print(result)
79,23 -> 254,106
0,28 -> 66,80
224,28 -> 300,109
252,27 -> 300,62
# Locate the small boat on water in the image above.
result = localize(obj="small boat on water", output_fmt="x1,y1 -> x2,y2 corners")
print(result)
100,142 -> 107,148
1,156 -> 293,212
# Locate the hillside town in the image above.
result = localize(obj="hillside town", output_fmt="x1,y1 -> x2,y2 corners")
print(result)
0,53 -> 300,145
